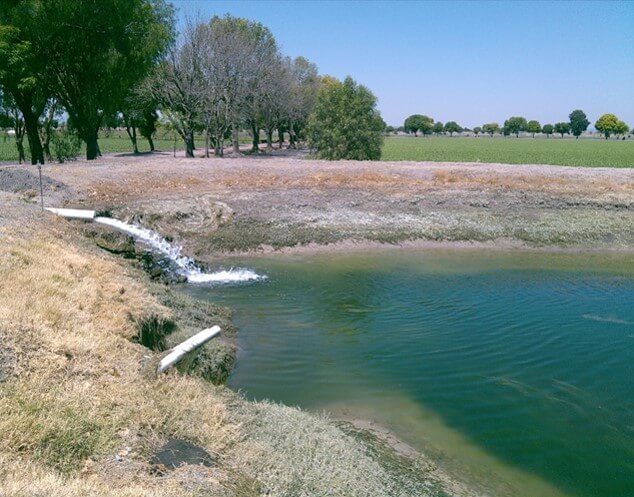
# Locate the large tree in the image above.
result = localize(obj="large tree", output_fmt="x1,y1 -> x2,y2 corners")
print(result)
568,109 -> 590,139
542,123 -> 554,138
36,0 -> 174,159
286,56 -> 321,148
504,116 -> 527,137
482,122 -> 500,137
444,121 -> 462,136
148,20 -> 206,157
0,2 -> 49,164
614,120 -> 629,137
595,113 -> 620,139
404,114 -> 433,137
554,122 -> 570,138
307,76 -> 384,160
526,120 -> 541,138
204,15 -> 278,155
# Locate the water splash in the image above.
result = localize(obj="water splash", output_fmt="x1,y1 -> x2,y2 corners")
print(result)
94,217 -> 265,285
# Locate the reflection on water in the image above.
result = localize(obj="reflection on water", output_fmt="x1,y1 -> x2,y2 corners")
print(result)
187,249 -> 634,497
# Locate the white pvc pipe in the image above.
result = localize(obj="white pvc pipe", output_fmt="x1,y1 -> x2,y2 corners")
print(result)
46,208 -> 96,220
157,326 -> 221,373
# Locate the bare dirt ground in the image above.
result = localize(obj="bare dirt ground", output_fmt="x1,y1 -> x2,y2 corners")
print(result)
2,150 -> 634,264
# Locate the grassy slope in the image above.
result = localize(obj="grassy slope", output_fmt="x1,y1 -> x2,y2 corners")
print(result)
382,136 -> 634,167
0,217 -> 446,497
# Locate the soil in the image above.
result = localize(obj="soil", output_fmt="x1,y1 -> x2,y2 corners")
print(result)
3,150 -> 630,261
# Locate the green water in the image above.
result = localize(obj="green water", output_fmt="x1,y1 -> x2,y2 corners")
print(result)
188,250 -> 634,497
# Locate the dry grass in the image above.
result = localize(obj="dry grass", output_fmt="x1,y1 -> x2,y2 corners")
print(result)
0,217 -> 447,496
83,164 -> 633,207
0,232 -> 236,495
431,169 -> 634,195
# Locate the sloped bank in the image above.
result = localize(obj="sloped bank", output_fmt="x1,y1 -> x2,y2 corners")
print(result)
0,196 -> 472,497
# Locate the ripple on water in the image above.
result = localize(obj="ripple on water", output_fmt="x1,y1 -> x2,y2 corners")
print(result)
189,250 -> 634,497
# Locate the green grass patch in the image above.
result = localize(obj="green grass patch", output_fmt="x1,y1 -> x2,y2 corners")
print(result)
0,129 -> 257,162
381,136 -> 634,167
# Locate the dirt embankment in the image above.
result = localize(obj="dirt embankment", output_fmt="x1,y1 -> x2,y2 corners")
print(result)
12,152 -> 631,262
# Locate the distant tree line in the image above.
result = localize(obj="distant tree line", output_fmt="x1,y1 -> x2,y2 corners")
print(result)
0,1 -> 384,163
400,109 -> 630,140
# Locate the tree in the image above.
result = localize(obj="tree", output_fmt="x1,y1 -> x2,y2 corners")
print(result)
259,54 -> 291,153
615,120 -> 629,137
39,99 -> 61,161
286,56 -> 320,148
473,126 -> 482,136
542,124 -> 554,138
148,20 -> 206,157
0,3 -> 49,164
526,120 -> 541,138
403,114 -> 433,136
1,93 -> 26,163
482,122 -> 500,136
432,121 -> 444,135
568,109 -> 589,139
595,113 -> 619,139
444,121 -> 462,136
594,114 -> 627,140
307,76 -> 384,160
36,0 -> 174,159
554,122 -> 570,138
504,116 -> 527,137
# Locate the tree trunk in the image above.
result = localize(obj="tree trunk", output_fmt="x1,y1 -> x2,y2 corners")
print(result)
40,105 -> 55,161
125,125 -> 139,154
278,129 -> 284,149
266,129 -> 273,152
251,123 -> 259,153
85,128 -> 100,160
289,120 -> 296,149
23,110 -> 44,165
15,137 -> 26,164
185,129 -> 195,157
232,124 -> 240,154
214,134 -> 221,157
147,135 -> 155,151
205,124 -> 210,158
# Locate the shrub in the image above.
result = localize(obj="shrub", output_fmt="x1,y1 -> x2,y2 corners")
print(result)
307,76 -> 384,160
51,130 -> 81,163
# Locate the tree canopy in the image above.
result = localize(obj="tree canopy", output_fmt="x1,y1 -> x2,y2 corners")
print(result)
39,0 -> 174,159
403,114 -> 433,136
568,109 -> 590,138
504,116 -> 527,137
595,113 -> 622,139
542,124 -> 554,137
526,120 -> 541,137
307,76 -> 384,160
444,121 -> 462,136
482,123 -> 500,136
554,122 -> 570,137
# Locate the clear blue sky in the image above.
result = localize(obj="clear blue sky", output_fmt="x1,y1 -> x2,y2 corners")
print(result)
172,0 -> 634,128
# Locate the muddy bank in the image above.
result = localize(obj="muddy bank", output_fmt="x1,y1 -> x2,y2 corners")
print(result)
16,153 -> 632,260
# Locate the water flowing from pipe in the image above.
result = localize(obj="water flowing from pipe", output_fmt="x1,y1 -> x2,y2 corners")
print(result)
94,217 -> 265,284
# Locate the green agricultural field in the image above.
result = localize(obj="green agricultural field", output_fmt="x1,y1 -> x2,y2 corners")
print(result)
382,136 -> 634,168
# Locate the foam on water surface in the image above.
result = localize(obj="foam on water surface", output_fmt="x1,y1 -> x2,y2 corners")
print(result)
94,216 -> 266,285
